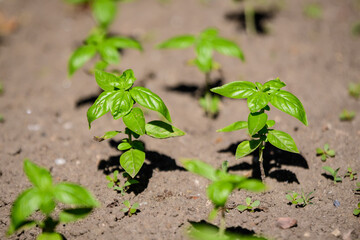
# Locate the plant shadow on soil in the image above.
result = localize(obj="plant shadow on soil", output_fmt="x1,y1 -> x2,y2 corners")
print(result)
219,141 -> 308,184
97,140 -> 185,195
225,7 -> 277,35
188,220 -> 257,237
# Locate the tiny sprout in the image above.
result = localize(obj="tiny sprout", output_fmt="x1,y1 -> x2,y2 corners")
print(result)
303,3 -> 322,19
354,202 -> 360,216
352,22 -> 360,37
106,171 -> 139,195
316,144 -> 335,161
322,166 -> 342,184
339,109 -> 355,121
345,167 -> 357,181
349,82 -> 360,98
355,182 -> 360,194
286,190 -> 314,207
121,200 -> 139,217
237,197 -> 260,212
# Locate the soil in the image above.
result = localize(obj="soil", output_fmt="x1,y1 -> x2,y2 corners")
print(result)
0,0 -> 359,239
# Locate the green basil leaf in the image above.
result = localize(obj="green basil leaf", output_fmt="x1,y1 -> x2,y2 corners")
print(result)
39,191 -> 56,215
120,149 -> 145,178
247,92 -> 270,113
322,166 -> 335,175
145,120 -> 185,139
237,205 -> 247,212
94,60 -> 108,71
212,37 -> 245,61
122,107 -> 145,135
98,42 -> 120,64
131,140 -> 145,151
106,37 -> 142,51
24,159 -> 52,189
94,131 -> 121,142
87,91 -> 114,128
110,90 -> 133,119
235,140 -> 261,159
37,233 -> 63,240
248,112 -> 268,136
216,121 -> 248,132
130,86 -> 171,122
263,78 -> 286,93
207,181 -> 233,207
59,208 -> 93,223
181,158 -> 218,181
118,69 -> 136,90
53,183 -> 99,207
94,70 -> 122,91
92,0 -> 117,28
237,179 -> 265,192
195,41 -> 213,73
157,35 -> 196,49
270,90 -> 308,126
211,81 -> 257,99
117,142 -> 132,151
200,28 -> 219,39
267,130 -> 299,153
8,188 -> 42,233
266,120 -> 275,128
68,45 -> 97,77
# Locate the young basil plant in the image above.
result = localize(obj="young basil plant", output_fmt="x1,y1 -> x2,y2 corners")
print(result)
211,78 -> 308,181
158,28 -> 245,117
182,159 -> 265,236
322,166 -> 342,184
68,27 -> 142,77
88,69 -> 185,178
7,159 -> 99,239
121,200 -> 139,217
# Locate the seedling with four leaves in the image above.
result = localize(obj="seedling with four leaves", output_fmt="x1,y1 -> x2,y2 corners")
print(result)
158,28 -> 244,116
87,69 -> 185,178
237,197 -> 260,212
121,200 -> 139,217
286,190 -> 314,207
106,170 -> 139,195
68,27 -> 142,77
211,78 -> 308,181
7,159 -> 99,239
316,143 -> 335,161
339,109 -> 355,121
322,166 -> 342,184
345,167 -> 357,181
182,159 -> 265,237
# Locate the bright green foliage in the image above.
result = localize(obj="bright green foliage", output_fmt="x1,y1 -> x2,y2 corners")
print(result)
354,202 -> 360,216
182,159 -> 265,238
349,82 -> 360,98
316,144 -> 335,162
106,171 -> 139,195
339,109 -> 355,121
345,167 -> 357,181
322,166 -> 342,184
68,28 -> 142,77
199,92 -> 221,116
286,190 -> 314,207
303,3 -> 322,19
7,159 -> 98,238
355,182 -> 360,192
0,81 -> 3,94
237,197 -> 260,212
88,69 -> 185,178
158,28 -> 244,73
121,200 -> 139,217
211,78 -> 307,180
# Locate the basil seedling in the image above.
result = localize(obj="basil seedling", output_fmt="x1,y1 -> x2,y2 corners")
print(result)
237,197 -> 260,212
211,78 -> 308,181
158,28 -> 244,117
7,159 -> 99,239
316,143 -> 335,162
322,166 -> 342,184
88,69 -> 185,178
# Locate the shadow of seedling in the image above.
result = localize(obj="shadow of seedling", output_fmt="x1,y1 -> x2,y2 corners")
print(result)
98,140 -> 185,195
219,141 -> 308,183
225,4 -> 277,35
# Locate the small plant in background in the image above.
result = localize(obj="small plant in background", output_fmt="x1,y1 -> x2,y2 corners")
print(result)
182,159 -> 266,238
158,28 -> 245,117
68,27 -> 142,77
106,170 -> 139,195
121,200 -> 139,217
345,167 -> 358,181
7,159 -> 99,239
237,197 -> 260,212
316,143 -> 335,161
352,22 -> 360,37
349,82 -> 360,98
286,190 -> 314,207
88,69 -> 185,178
354,202 -> 360,216
303,3 -> 322,19
322,166 -> 342,184
0,81 -> 3,94
211,78 -> 308,181
339,109 -> 355,121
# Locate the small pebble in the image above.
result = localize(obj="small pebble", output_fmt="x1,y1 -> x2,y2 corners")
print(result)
331,228 -> 341,237
27,124 -> 40,131
276,217 -> 297,229
63,121 -> 73,130
55,158 -> 66,165
304,232 -> 311,237
26,109 -> 32,114
333,200 -> 340,207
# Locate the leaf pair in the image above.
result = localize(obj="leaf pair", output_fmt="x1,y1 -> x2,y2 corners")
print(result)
122,200 -> 139,217
237,197 -> 260,212
8,159 -> 98,236
182,159 -> 265,208
68,29 -> 142,77
158,28 -> 244,73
